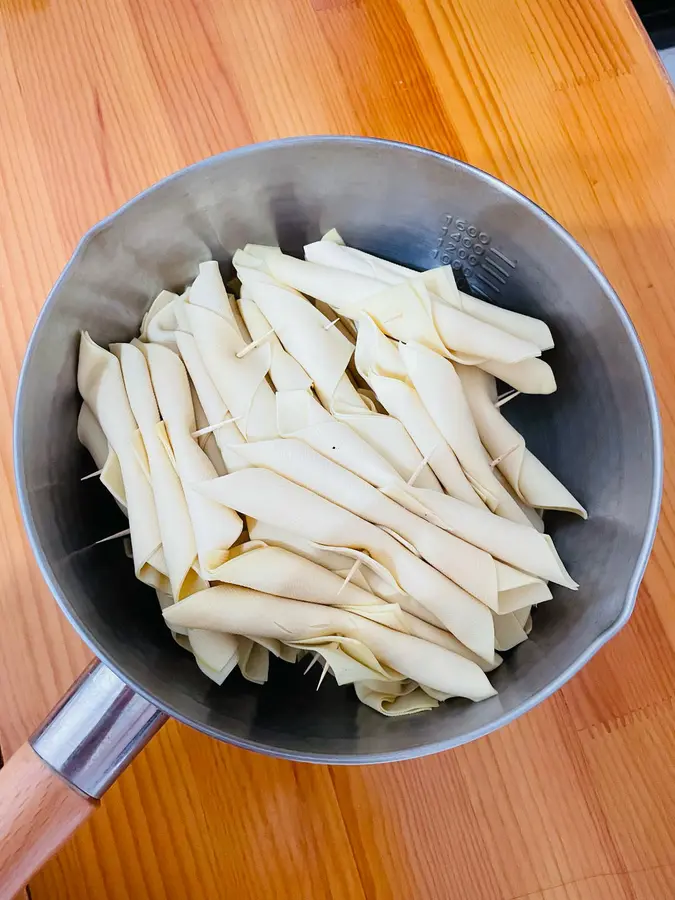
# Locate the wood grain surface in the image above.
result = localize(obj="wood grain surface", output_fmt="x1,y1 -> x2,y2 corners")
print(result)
0,0 -> 674,898
0,743 -> 96,900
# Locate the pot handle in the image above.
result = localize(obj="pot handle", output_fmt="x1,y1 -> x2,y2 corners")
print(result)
0,660 -> 166,899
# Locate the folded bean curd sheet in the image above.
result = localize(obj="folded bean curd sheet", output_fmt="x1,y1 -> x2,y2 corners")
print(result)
276,387 -> 434,492
493,607 -> 533,652
163,585 -> 497,701
197,466 -> 496,662
243,242 -> 555,394
77,333 -> 168,590
235,634 -> 299,684
290,635 -> 404,689
114,341 -> 206,601
191,388 -> 228,477
307,230 -> 554,351
140,289 -> 181,351
355,314 -> 487,506
246,517 -> 475,638
208,541 -> 500,671
355,679 -> 441,716
304,232 -> 557,394
382,480 -> 576,589
398,340 -> 537,526
246,246 -> 538,364
237,292 -> 313,393
81,326 -> 242,679
145,343 -> 243,574
233,252 -> 441,490
229,437 -> 547,615
174,329 -> 247,474
211,539 -> 404,620
189,628 -> 239,685
233,292 -> 435,502
140,288 -> 175,339
77,232 -> 582,715
456,364 -> 587,518
236,636 -> 270,684
185,261 -> 278,441
77,402 -> 127,512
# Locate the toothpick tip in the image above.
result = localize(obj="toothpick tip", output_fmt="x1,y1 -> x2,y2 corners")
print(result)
304,651 -> 321,675
94,528 -> 131,545
337,558 -> 362,595
495,390 -> 521,409
316,658 -> 331,690
81,469 -> 103,481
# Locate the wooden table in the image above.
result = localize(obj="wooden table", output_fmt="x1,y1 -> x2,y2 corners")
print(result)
1,0 -> 674,897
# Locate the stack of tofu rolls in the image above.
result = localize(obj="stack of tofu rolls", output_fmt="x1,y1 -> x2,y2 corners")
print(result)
77,229 -> 585,717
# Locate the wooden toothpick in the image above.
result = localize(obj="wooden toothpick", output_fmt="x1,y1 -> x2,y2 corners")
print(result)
235,328 -> 275,358
81,468 -> 103,481
490,444 -> 519,468
406,444 -> 438,487
337,558 -> 362,595
94,528 -> 131,545
304,652 -> 321,675
191,415 -> 241,438
316,657 -> 331,690
494,390 -> 521,409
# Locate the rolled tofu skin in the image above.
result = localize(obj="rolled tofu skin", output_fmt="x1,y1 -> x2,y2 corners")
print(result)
175,330 -> 246,473
116,341 -> 204,600
140,289 -> 179,344
355,315 -> 485,506
355,681 -> 440,716
214,538 -> 501,670
77,333 -> 167,589
235,257 -> 441,489
77,402 -> 127,511
146,343 -> 243,573
196,467 -> 496,662
163,586 -> 496,701
399,341 -> 533,526
306,234 -> 554,351
253,246 -> 541,365
383,481 -> 577,589
185,262 -> 277,441
231,437 -> 503,609
457,364 -> 587,517
77,234 -> 582,715
237,291 -> 313,392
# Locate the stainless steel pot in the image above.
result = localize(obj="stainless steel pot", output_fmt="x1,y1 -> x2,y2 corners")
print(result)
1,137 -> 661,897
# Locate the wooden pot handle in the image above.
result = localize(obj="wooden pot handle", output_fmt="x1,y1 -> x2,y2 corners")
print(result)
0,743 -> 97,900
0,661 -> 166,898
